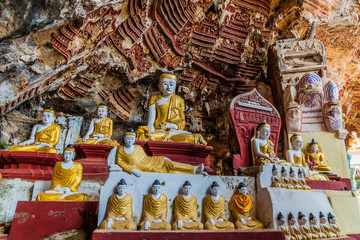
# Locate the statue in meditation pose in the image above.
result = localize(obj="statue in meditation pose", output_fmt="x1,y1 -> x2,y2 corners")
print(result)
297,169 -> 311,191
76,103 -> 118,147
288,212 -> 307,240
99,179 -> 136,230
348,131 -> 360,150
305,139 -> 331,173
139,180 -> 171,230
277,212 -> 295,240
286,134 -> 308,168
328,212 -> 345,237
228,182 -> 264,229
172,181 -> 204,230
36,144 -> 89,201
136,72 -> 207,145
289,167 -> 302,189
8,107 -> 60,154
281,167 -> 294,189
298,212 -> 319,239
271,165 -> 285,188
114,129 -> 207,177
309,213 -> 327,239
202,181 -> 234,230
319,212 -> 336,238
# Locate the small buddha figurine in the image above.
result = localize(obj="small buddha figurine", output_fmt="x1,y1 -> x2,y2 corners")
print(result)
36,144 -> 89,201
277,212 -> 296,240
8,107 -> 60,154
172,181 -> 204,230
115,129 -> 207,177
297,169 -> 311,191
289,167 -> 302,189
288,212 -> 307,240
305,139 -> 332,173
202,181 -> 234,230
139,180 -> 171,230
99,179 -> 136,230
298,212 -> 319,239
328,212 -> 346,237
309,213 -> 327,239
286,134 -> 308,168
257,81 -> 275,105
348,131 -> 360,150
281,167 -> 294,189
228,182 -> 264,229
271,165 -> 285,188
136,72 -> 207,145
319,212 -> 337,238
76,103 -> 118,147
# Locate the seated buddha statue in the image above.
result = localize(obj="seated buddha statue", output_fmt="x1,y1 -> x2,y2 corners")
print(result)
289,167 -> 302,189
271,165 -> 285,188
309,213 -> 327,239
136,72 -> 207,145
328,212 -> 346,237
99,179 -> 136,230
139,180 -> 171,230
202,181 -> 234,230
286,134 -> 308,168
8,107 -> 60,154
172,181 -> 204,230
298,212 -> 319,239
305,139 -> 331,173
319,212 -> 337,238
288,212 -> 307,240
297,169 -> 311,191
348,131 -> 360,150
36,145 -> 89,201
281,167 -> 294,189
76,103 -> 118,147
114,129 -> 207,177
228,182 -> 264,229
277,212 -> 295,240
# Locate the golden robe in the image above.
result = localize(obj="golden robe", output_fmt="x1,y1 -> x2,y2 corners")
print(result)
202,195 -> 234,230
136,94 -> 207,145
76,117 -> 118,147
139,194 -> 171,230
252,139 -> 292,166
99,193 -> 136,230
228,193 -> 263,229
310,223 -> 327,239
271,176 -> 286,188
320,223 -> 337,238
298,178 -> 312,191
282,176 -> 295,189
278,225 -> 296,240
305,152 -> 331,172
8,124 -> 60,154
330,223 -> 346,237
116,145 -> 194,175
289,177 -> 302,189
36,162 -> 89,201
289,224 -> 307,240
293,153 -> 307,167
172,195 -> 203,230
299,223 -> 319,239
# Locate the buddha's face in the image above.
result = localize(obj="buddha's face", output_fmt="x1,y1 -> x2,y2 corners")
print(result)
290,171 -> 295,177
210,186 -> 219,197
273,169 -> 278,175
320,217 -> 326,224
97,107 -> 107,118
183,185 -> 191,195
298,172 -> 303,178
278,217 -> 285,225
63,150 -> 75,162
160,78 -> 176,96
43,112 -> 55,124
258,127 -> 271,139
310,218 -> 317,225
310,145 -> 319,153
329,218 -> 336,224
289,218 -> 295,225
239,186 -> 248,195
299,217 -> 307,225
117,184 -> 127,195
281,170 -> 287,177
292,138 -> 303,149
124,135 -> 136,147
152,184 -> 161,194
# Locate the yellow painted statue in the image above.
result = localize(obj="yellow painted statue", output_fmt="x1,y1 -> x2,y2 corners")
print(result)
348,131 -> 360,150
288,212 -> 307,240
277,212 -> 296,240
297,169 -> 311,191
76,103 -> 118,147
36,144 -> 89,201
319,212 -> 337,238
114,129 -> 207,177
136,72 -> 207,145
298,212 -> 319,239
286,134 -> 308,168
172,181 -> 204,230
305,139 -> 331,173
139,180 -> 171,230
202,181 -> 234,230
328,212 -> 346,237
228,182 -> 264,229
8,107 -> 60,154
271,165 -> 286,188
309,213 -> 327,239
281,167 -> 294,189
99,179 -> 136,230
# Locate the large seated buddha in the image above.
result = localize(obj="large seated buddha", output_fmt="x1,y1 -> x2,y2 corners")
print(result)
305,139 -> 331,173
136,72 -> 206,145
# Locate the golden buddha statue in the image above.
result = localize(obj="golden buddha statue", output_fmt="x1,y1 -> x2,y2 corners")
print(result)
277,212 -> 296,240
228,182 -> 264,229
271,165 -> 286,188
115,129 -> 207,177
298,212 -> 319,239
36,145 -> 89,201
139,180 -> 171,230
309,213 -> 327,239
281,167 -> 294,189
8,107 -> 60,154
172,181 -> 204,230
99,179 -> 136,230
286,134 -> 308,168
289,168 -> 302,190
328,212 -> 346,237
202,181 -> 234,230
319,212 -> 337,238
348,131 -> 360,150
136,72 -> 206,145
76,103 -> 118,147
288,213 -> 307,240
297,169 -> 311,191
305,139 -> 332,173
257,81 -> 275,106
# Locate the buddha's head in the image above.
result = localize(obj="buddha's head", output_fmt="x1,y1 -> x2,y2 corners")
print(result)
124,129 -> 136,147
309,138 -> 319,153
319,212 -> 326,224
152,180 -> 161,194
256,122 -> 271,139
42,107 -> 56,125
257,81 -> 271,98
272,165 -> 278,175
298,212 -> 307,225
97,103 -> 108,118
117,179 -> 127,195
210,181 -> 220,197
182,180 -> 192,195
288,212 -> 296,225
351,131 -> 357,138
309,213 -> 317,225
281,167 -> 287,177
238,182 -> 248,195
290,134 -> 303,150
298,169 -> 304,178
328,212 -> 336,224
159,72 -> 177,96
63,144 -> 75,162
277,212 -> 285,225
289,167 -> 295,178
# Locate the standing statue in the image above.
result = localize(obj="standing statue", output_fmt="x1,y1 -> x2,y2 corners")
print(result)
277,212 -> 295,240
139,180 -> 171,230
8,107 -> 60,154
309,213 -> 327,239
228,182 -> 264,229
271,165 -> 285,188
172,181 -> 204,230
298,212 -> 319,239
328,212 -> 346,237
76,103 -> 119,147
115,129 -> 207,177
99,179 -> 136,230
348,131 -> 360,150
305,139 -> 332,173
136,72 -> 207,145
36,144 -> 89,201
319,212 -> 337,238
202,181 -> 234,230
286,134 -> 308,168
288,212 -> 307,240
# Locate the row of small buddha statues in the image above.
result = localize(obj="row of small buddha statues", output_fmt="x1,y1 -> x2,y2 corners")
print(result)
99,180 -> 263,230
276,211 -> 345,240
271,165 -> 312,190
